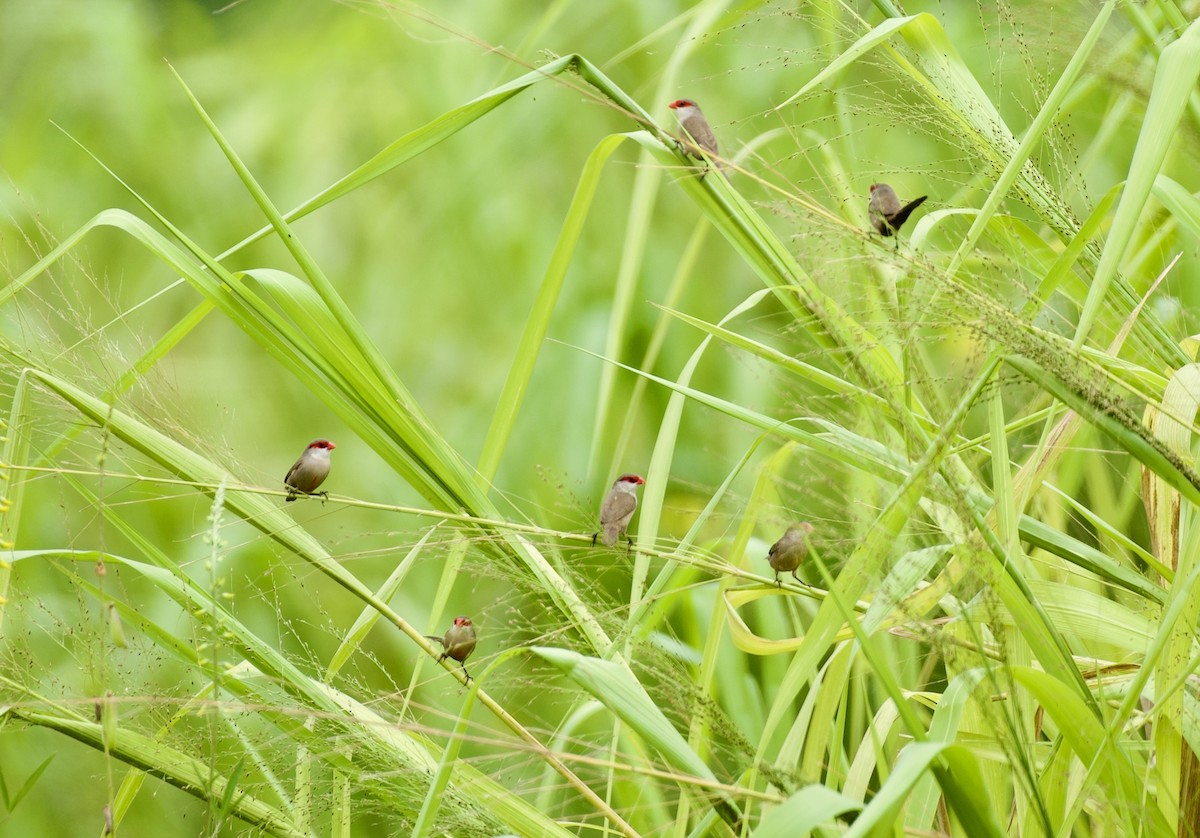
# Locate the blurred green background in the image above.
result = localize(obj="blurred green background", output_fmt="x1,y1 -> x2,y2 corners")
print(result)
6,0 -> 1159,505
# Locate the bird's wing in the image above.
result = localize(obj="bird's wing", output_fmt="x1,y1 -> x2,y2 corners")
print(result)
692,125 -> 718,156
601,492 -> 638,524
283,457 -> 304,486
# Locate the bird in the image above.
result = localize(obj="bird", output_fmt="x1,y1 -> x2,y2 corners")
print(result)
668,99 -> 720,163
868,183 -> 927,237
767,522 -> 814,587
283,439 -> 335,502
593,474 -> 646,548
427,616 -> 477,680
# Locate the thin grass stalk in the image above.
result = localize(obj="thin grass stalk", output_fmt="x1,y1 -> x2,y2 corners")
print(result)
4,700 -> 302,837
20,375 -> 638,835
1074,20 -> 1200,346
751,356 -> 1000,772
476,133 -> 628,485
0,368 -> 32,632
946,2 -> 1116,276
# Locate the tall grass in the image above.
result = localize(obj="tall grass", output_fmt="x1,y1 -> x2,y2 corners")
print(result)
2,0 -> 1200,835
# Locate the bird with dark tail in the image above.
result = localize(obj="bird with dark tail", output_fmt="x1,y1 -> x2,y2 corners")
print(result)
868,183 -> 927,237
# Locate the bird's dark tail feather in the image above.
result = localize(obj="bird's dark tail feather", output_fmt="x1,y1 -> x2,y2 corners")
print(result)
888,195 -> 928,233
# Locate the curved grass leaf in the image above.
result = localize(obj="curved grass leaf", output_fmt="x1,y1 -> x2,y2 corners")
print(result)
754,783 -> 860,836
531,646 -> 742,828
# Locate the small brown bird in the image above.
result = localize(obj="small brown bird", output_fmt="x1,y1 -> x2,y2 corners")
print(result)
668,99 -> 719,161
284,439 -> 335,502
868,183 -> 927,237
593,474 -> 646,548
767,523 -> 814,587
427,616 -> 477,680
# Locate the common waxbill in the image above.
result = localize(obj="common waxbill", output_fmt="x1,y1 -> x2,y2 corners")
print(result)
868,183 -> 927,237
427,616 -> 477,680
668,99 -> 719,162
593,474 -> 646,548
283,439 -> 335,502
767,522 -> 814,587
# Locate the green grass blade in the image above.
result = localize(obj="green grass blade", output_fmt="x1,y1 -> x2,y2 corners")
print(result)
478,132 -> 629,484
1006,354 -> 1200,506
754,784 -> 860,835
6,707 -> 302,837
532,646 -> 741,827
1075,19 -> 1200,346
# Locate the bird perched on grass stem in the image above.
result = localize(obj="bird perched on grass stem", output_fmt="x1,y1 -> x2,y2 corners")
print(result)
767,522 -> 814,587
593,474 -> 646,549
668,99 -> 721,168
284,439 -> 335,502
427,616 -> 477,680
868,183 -> 927,237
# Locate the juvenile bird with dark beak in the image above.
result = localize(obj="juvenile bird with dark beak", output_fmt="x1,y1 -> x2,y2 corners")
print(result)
767,522 -> 814,587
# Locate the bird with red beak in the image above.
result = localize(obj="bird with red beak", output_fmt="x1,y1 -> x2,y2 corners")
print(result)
284,439 -> 335,502
428,616 -> 477,680
868,183 -> 927,237
668,99 -> 720,165
767,522 -> 814,587
593,474 -> 646,548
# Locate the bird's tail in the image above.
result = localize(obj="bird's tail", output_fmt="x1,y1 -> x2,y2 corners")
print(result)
890,195 -> 928,231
